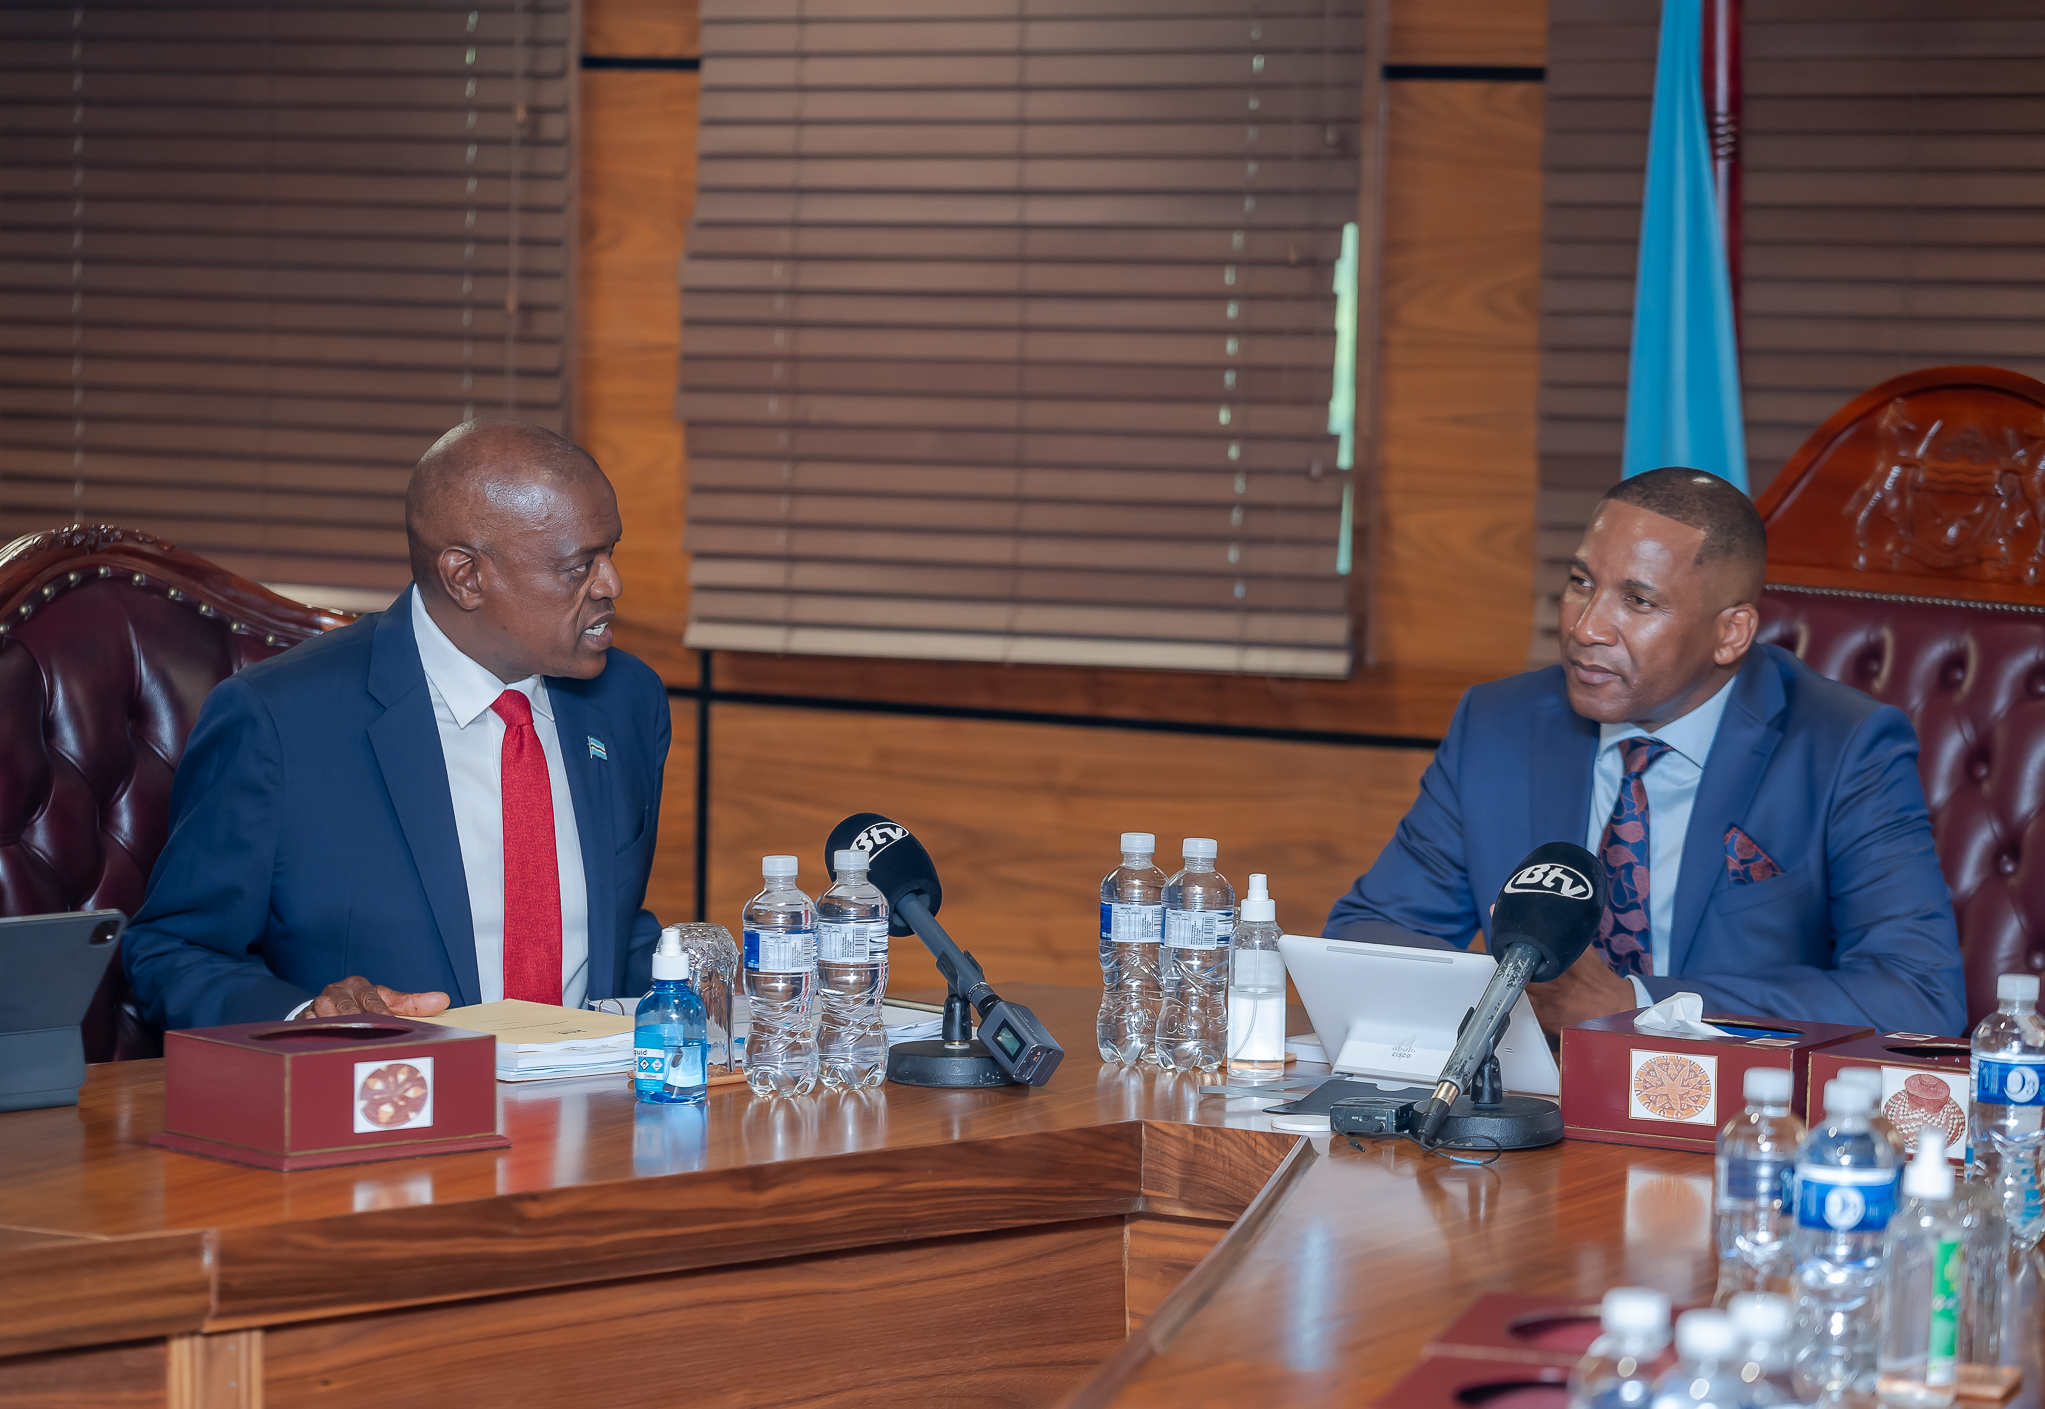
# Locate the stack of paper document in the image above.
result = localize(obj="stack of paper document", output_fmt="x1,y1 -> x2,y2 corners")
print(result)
881,999 -> 945,1046
419,1000 -> 635,1083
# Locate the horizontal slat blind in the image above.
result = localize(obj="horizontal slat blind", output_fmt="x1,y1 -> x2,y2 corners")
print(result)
0,0 -> 575,591
680,0 -> 1367,677
1535,0 -> 2045,662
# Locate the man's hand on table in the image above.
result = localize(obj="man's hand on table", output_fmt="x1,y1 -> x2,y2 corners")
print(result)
300,975 -> 451,1020
1526,946 -> 1634,1034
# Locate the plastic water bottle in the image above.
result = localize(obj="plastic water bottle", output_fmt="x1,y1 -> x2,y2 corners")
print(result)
1726,1292 -> 1795,1405
1838,1064 -> 1908,1156
1649,1310 -> 1749,1409
1097,832 -> 1166,1065
816,849 -> 888,1090
633,929 -> 708,1105
1156,838 -> 1233,1072
1877,1132 -> 1965,1408
1791,1078 -> 1901,1403
742,854 -> 817,1097
1714,1066 -> 1805,1303
1566,1285 -> 1670,1409
1969,973 -> 2045,1246
1226,872 -> 1286,1081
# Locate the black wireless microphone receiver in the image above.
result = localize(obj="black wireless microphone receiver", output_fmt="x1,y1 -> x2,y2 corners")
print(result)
824,813 -> 1065,1089
1410,841 -> 1606,1150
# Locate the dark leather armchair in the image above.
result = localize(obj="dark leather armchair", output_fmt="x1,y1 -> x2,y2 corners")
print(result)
0,526 -> 349,1058
1754,366 -> 2045,1028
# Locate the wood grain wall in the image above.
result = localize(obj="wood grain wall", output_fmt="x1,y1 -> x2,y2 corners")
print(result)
576,0 -> 1547,985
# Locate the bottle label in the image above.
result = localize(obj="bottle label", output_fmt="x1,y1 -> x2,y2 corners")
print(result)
818,919 -> 888,963
1792,1165 -> 1898,1232
1111,902 -> 1164,945
1715,1153 -> 1793,1209
1975,1054 -> 2045,1105
665,1044 -> 707,1092
635,1046 -> 668,1084
1926,1235 -> 1961,1387
744,926 -> 815,974
1164,909 -> 1233,949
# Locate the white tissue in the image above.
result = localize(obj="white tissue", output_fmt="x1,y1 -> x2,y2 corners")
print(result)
1632,990 -> 1721,1038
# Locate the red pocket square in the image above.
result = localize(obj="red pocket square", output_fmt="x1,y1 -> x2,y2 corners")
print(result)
1725,825 -> 1782,884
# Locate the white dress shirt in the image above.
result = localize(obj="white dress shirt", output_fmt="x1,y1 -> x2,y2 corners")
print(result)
411,588 -> 590,1007
1583,676 -> 1736,1005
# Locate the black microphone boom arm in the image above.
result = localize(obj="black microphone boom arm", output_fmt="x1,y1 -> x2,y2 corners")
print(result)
895,892 -> 997,1017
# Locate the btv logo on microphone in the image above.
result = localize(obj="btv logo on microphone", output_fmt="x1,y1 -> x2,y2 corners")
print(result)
852,821 -> 908,855
1505,862 -> 1592,900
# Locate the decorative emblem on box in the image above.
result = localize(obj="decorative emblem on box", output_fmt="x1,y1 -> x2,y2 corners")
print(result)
1628,1050 -> 1717,1125
354,1057 -> 434,1133
1881,1068 -> 1966,1149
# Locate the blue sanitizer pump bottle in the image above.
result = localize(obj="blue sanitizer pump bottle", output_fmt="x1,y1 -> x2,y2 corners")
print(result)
635,927 -> 709,1105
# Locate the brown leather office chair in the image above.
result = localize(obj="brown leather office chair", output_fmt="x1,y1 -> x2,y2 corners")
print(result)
0,525 -> 352,1058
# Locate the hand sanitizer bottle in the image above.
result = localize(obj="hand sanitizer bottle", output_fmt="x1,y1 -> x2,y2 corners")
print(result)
1226,873 -> 1286,1081
634,928 -> 708,1105
1878,1131 -> 1964,1407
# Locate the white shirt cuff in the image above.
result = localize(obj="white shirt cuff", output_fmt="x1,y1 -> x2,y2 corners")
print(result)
1627,975 -> 1654,1008
286,998 -> 315,1020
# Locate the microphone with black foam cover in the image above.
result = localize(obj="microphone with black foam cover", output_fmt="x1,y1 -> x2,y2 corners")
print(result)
1412,841 -> 1607,1146
825,813 -> 941,941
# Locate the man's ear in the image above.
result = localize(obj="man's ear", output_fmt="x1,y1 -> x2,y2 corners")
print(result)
1713,600 -> 1759,666
438,544 -> 486,612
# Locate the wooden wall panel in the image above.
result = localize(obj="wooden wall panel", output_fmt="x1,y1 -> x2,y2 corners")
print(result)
1371,77 -> 1545,671
584,0 -> 698,58
643,697 -> 698,926
1387,0 -> 1547,67
0,1341 -> 165,1409
704,703 -> 1434,989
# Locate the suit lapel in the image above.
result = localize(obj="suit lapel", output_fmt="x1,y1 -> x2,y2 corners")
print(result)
1530,675 -> 1599,859
367,589 -> 482,1006
550,684 -> 618,998
1668,649 -> 1786,975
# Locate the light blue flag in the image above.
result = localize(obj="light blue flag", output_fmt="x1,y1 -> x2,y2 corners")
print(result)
1622,0 -> 1747,491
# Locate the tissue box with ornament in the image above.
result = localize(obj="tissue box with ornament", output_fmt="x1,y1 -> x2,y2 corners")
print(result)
1561,997 -> 1872,1153
1807,1031 -> 1973,1159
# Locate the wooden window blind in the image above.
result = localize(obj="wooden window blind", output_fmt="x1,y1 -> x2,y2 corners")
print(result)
679,0 -> 1369,677
0,0 -> 576,595
1535,0 -> 2045,661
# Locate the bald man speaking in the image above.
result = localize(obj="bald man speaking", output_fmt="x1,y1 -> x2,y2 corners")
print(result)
124,420 -> 671,1030
1326,468 -> 1968,1036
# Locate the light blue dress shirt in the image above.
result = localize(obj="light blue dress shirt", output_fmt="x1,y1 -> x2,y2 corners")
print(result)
1583,677 -> 1736,1001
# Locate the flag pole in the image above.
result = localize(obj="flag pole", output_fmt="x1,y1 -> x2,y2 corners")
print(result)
1701,0 -> 1742,344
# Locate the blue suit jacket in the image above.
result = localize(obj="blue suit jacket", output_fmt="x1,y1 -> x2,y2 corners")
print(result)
1324,644 -> 1968,1035
123,587 -> 670,1031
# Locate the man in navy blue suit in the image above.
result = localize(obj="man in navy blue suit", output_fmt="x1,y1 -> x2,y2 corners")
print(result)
1326,468 -> 1968,1036
124,420 -> 670,1030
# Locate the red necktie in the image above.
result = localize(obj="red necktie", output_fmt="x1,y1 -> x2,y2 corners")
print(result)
491,689 -> 562,1005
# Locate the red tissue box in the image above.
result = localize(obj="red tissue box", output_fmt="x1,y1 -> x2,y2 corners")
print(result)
150,1016 -> 509,1171
1562,1009 -> 1873,1153
1807,1031 -> 1973,1158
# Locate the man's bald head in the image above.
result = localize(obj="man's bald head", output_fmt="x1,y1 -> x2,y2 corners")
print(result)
404,418 -> 602,583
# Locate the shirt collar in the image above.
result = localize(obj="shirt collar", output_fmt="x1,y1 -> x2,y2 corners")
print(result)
1596,671 -> 1736,770
409,586 -> 551,729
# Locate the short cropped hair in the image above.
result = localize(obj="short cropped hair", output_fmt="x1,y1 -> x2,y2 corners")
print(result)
1599,467 -> 1766,571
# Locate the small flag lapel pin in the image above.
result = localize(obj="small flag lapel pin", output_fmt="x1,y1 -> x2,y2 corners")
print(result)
587,736 -> 608,760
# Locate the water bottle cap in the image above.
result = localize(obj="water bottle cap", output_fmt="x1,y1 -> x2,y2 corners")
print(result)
834,849 -> 869,873
1837,1066 -> 1883,1096
762,854 -> 798,877
1674,1310 -> 1739,1361
1743,1066 -> 1792,1105
1823,1078 -> 1873,1115
1998,973 -> 2040,1002
1182,837 -> 1217,859
1904,1131 -> 1955,1199
1599,1286 -> 1670,1335
1726,1292 -> 1790,1338
652,926 -> 690,981
1121,832 -> 1156,854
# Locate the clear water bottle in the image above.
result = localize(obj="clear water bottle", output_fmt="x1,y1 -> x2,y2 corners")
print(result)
1715,1066 -> 1805,1303
1953,1169 -> 2009,1369
1567,1285 -> 1671,1409
633,929 -> 708,1105
1877,1132 -> 1965,1408
1969,973 -> 2045,1247
742,854 -> 818,1097
816,848 -> 888,1090
1156,837 -> 1233,1073
1097,832 -> 1166,1065
1226,872 -> 1286,1081
1791,1078 -> 1901,1403
1649,1310 -> 1749,1409
1838,1064 -> 1908,1156
1726,1292 -> 1794,1405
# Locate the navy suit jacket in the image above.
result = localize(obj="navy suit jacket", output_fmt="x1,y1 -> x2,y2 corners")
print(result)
124,587 -> 670,1031
1324,644 -> 1968,1035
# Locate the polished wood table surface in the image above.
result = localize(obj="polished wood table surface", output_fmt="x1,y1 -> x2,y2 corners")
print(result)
0,985 -> 2032,1409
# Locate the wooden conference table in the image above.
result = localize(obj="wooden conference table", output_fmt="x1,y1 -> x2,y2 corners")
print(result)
0,985 -> 2028,1409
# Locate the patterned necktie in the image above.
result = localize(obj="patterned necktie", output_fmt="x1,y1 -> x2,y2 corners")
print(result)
491,689 -> 562,1005
1595,736 -> 1675,980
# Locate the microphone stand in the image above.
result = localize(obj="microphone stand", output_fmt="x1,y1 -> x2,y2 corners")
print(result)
885,893 -> 1018,1089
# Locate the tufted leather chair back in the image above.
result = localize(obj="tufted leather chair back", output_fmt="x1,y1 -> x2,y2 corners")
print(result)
0,526 -> 352,1058
1758,586 -> 2045,1028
